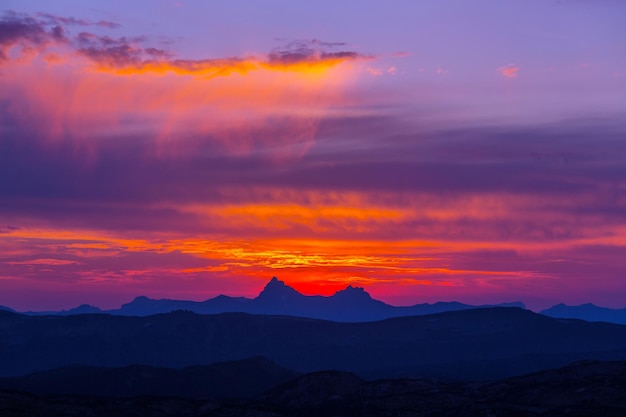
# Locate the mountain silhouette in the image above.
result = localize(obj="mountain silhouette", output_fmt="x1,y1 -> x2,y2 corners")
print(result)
3,360 -> 626,416
259,276 -> 302,299
258,360 -> 626,415
3,307 -> 626,380
0,305 -> 15,313
0,357 -> 298,399
16,277 -> 525,322
541,303 -> 626,324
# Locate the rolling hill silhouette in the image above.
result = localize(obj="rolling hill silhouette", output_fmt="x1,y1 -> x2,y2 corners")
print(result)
0,357 -> 298,399
2,360 -> 626,416
3,307 -> 626,380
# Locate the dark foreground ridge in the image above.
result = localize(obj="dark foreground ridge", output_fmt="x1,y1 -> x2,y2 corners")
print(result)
3,307 -> 626,380
1,360 -> 626,416
0,357 -> 299,399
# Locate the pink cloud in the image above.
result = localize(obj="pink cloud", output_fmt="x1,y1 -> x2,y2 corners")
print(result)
366,66 -> 384,76
499,64 -> 520,78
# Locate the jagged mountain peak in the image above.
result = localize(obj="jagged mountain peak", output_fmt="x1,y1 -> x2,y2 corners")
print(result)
132,295 -> 152,302
333,284 -> 372,299
266,276 -> 286,288
257,277 -> 302,299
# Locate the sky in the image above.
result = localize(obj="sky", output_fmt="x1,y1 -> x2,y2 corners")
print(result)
0,0 -> 625,311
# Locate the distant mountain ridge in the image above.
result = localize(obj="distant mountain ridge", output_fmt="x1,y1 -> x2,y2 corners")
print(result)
541,303 -> 626,324
15,277 -> 525,322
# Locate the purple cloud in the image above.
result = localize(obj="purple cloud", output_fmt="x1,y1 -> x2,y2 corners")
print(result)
0,11 -> 66,61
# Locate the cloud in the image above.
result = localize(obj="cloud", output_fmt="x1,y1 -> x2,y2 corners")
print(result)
71,32 -> 368,76
84,38 -> 370,76
0,13 -> 370,164
0,225 -> 19,234
366,66 -> 398,76
0,12 -> 368,77
499,64 -> 520,78
36,12 -> 120,29
366,66 -> 384,76
6,258 -> 80,266
0,11 -> 67,61
74,32 -> 173,69
267,39 -> 365,67
0,10 -> 121,63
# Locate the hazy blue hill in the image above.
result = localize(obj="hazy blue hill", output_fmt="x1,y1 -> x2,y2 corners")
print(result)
0,357 -> 299,399
22,304 -> 103,316
541,303 -> 626,324
0,305 -> 15,313
116,294 -> 254,316
3,307 -> 626,380
62,304 -> 102,315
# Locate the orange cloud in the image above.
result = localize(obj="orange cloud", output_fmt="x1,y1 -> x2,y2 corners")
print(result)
72,33 -> 369,77
0,47 -> 364,159
0,13 -> 371,158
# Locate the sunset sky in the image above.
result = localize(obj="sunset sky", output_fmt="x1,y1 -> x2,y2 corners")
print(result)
1,0 -> 625,311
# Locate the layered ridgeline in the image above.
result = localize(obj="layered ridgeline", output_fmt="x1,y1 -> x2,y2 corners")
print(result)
3,307 -> 626,380
7,277 -> 524,322
2,360 -> 626,416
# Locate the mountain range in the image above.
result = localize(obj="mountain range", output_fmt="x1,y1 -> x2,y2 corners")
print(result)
3,306 -> 626,380
4,277 -> 626,325
7,277 -> 525,322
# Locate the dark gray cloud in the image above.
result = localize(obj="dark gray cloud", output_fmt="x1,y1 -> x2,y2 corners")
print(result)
0,10 -> 66,61
1,11 -> 367,75
268,39 -> 368,66
74,32 -> 171,67
0,10 -> 123,62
